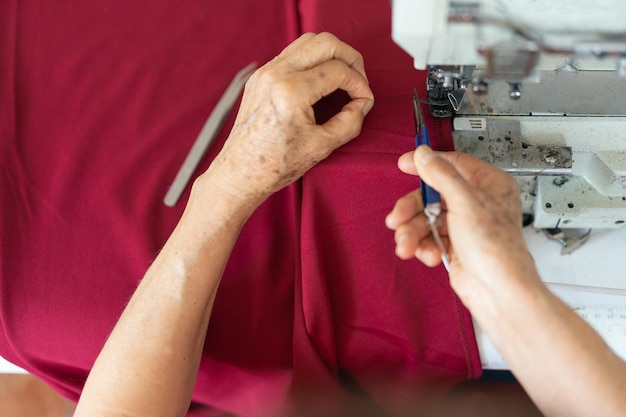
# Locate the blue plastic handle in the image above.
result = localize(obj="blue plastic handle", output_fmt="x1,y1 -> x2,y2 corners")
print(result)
415,127 -> 441,206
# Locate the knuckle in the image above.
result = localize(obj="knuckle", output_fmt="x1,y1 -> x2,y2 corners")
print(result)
300,32 -> 316,40
272,77 -> 298,96
260,63 -> 276,77
270,79 -> 299,109
257,65 -> 281,85
246,68 -> 261,85
316,31 -> 338,44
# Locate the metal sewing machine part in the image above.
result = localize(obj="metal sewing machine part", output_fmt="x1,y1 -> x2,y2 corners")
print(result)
413,90 -> 452,271
393,0 -> 626,255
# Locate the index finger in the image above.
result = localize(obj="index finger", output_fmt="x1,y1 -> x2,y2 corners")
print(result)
399,148 -> 511,190
304,59 -> 374,105
281,32 -> 367,80
413,146 -> 521,210
414,148 -> 474,209
425,149 -> 515,193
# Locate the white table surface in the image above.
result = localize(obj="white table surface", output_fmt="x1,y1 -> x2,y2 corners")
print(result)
476,226 -> 626,370
0,356 -> 27,374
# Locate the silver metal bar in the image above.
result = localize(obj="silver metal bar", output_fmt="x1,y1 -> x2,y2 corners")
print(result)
163,62 -> 257,207
452,119 -> 573,176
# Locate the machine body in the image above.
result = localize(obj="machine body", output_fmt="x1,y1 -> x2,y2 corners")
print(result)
392,0 -> 626,230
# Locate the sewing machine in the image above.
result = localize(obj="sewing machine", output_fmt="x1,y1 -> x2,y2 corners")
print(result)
392,0 -> 626,238
392,0 -> 626,369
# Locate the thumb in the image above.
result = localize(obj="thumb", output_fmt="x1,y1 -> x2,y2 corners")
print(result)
413,146 -> 475,208
320,97 -> 374,147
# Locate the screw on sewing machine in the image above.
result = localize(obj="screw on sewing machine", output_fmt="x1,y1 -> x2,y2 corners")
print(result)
471,80 -> 489,96
540,147 -> 563,166
508,82 -> 522,100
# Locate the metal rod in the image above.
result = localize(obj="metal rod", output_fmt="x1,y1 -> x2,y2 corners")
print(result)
164,62 -> 257,207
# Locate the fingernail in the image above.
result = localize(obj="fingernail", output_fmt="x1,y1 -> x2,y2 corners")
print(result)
416,145 -> 435,164
362,99 -> 374,116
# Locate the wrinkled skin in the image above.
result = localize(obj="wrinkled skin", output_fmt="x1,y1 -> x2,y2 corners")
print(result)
385,146 -> 541,311
205,32 -> 375,209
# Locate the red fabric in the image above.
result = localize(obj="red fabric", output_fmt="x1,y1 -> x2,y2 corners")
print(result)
0,1 -> 481,416
289,2 -> 479,414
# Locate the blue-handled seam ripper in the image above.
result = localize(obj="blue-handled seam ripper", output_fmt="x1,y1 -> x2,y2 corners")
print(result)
412,89 -> 451,271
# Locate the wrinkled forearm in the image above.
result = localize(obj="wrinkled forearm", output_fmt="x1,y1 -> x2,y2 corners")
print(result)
73,31 -> 373,417
473,273 -> 626,417
74,174 -> 255,417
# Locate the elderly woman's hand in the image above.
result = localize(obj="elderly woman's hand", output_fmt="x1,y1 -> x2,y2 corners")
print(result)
385,146 -> 541,309
200,32 -> 374,209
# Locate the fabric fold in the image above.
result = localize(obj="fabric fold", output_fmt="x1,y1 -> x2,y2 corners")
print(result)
0,2 -> 482,416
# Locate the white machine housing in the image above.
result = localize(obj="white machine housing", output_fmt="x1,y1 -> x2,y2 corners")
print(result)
392,0 -> 626,230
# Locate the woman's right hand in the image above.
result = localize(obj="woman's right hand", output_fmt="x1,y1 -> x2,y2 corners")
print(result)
386,146 -> 542,310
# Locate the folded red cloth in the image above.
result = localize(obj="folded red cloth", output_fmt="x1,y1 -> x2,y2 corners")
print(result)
0,1 -> 480,415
